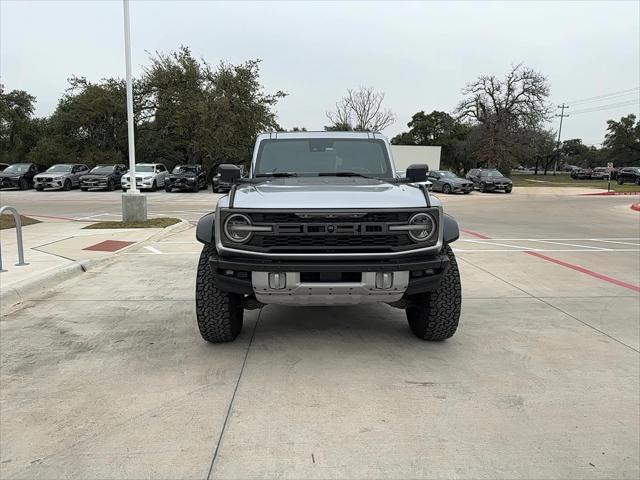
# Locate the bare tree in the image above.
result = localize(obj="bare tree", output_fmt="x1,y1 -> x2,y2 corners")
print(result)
455,64 -> 551,169
326,86 -> 395,132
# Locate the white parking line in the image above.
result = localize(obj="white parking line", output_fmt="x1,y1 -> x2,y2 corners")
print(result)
144,246 -> 163,255
591,239 -> 640,246
527,239 -> 609,250
453,248 -> 638,253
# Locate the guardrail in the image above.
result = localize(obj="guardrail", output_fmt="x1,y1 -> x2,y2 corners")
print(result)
0,205 -> 28,272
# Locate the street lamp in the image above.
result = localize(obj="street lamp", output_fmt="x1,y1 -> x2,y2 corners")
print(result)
121,0 -> 147,221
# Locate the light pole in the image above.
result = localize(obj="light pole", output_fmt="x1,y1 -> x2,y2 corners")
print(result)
121,0 -> 147,221
553,103 -> 569,176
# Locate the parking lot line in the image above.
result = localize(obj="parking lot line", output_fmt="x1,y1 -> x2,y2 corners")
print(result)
143,246 -> 162,255
526,251 -> 640,293
526,239 -> 610,250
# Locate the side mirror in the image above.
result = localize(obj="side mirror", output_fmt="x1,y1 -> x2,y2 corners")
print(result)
219,164 -> 241,184
406,164 -> 428,183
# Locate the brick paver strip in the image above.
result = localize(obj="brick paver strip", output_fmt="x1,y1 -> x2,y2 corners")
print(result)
83,240 -> 135,252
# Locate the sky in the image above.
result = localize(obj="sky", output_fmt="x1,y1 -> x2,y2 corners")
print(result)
1,0 -> 639,146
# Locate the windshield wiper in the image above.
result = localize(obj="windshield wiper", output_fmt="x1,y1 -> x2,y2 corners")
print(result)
319,172 -> 377,179
255,172 -> 298,178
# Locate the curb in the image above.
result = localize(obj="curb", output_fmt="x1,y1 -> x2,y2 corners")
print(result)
631,203 -> 640,212
0,218 -> 191,315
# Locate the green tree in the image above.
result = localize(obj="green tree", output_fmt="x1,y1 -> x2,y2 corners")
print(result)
0,86 -> 41,163
602,114 -> 640,166
391,111 -> 471,171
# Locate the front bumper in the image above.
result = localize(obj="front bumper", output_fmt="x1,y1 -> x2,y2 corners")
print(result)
34,179 -> 64,189
122,179 -> 153,189
453,183 -> 473,193
81,179 -> 109,189
169,178 -> 196,189
0,178 -> 21,188
484,183 -> 512,191
209,252 -> 449,303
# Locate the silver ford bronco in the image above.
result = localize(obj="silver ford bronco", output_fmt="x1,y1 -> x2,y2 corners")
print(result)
195,132 -> 462,342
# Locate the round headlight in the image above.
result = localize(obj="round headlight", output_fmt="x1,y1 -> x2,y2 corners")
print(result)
224,214 -> 252,243
408,212 -> 436,242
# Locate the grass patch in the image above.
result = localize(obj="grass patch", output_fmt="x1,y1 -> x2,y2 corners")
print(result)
0,214 -> 41,230
511,174 -> 639,192
83,217 -> 181,229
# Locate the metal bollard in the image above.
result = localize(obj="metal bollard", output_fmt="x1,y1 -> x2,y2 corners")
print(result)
0,205 -> 29,272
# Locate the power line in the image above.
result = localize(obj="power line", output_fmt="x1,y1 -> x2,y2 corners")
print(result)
570,100 -> 639,115
568,91 -> 639,106
567,87 -> 639,105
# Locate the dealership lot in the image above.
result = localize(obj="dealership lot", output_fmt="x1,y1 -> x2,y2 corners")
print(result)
1,189 -> 639,479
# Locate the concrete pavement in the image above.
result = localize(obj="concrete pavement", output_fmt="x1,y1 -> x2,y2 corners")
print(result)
0,189 -> 638,479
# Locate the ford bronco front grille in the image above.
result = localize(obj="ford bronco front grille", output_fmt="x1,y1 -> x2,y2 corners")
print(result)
219,209 -> 439,254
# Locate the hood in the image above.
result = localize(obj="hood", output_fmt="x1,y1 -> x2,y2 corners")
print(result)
222,177 -> 439,209
81,173 -> 112,180
0,171 -> 23,179
450,177 -> 472,185
170,173 -> 197,178
34,172 -> 63,179
486,176 -> 511,183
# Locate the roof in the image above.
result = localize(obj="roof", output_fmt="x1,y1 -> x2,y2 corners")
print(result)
256,131 -> 389,141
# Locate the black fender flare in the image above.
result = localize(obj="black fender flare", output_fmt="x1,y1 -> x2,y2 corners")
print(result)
196,212 -> 215,245
443,213 -> 459,244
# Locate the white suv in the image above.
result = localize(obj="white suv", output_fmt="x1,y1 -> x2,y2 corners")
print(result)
121,163 -> 169,192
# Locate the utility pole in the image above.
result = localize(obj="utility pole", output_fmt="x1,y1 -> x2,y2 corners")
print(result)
121,0 -> 147,221
553,103 -> 569,176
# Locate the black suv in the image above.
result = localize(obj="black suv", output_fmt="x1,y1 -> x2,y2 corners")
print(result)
80,164 -> 128,191
213,164 -> 247,192
165,164 -> 208,192
466,168 -> 513,193
617,167 -> 640,185
0,163 -> 45,190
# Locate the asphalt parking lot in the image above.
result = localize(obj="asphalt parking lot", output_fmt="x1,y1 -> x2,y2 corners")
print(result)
1,188 -> 639,479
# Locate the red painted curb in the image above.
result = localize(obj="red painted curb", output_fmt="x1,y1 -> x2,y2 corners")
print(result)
631,203 -> 640,212
580,191 -> 640,196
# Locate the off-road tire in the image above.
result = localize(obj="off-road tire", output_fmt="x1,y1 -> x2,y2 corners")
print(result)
406,245 -> 462,341
195,244 -> 244,342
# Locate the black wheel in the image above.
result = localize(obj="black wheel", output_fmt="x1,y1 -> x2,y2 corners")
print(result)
107,179 -> 115,191
36,186 -> 44,192
165,185 -> 172,193
635,178 -> 640,186
80,187 -> 88,192
442,183 -> 452,194
463,190 -> 471,194
122,187 -> 128,193
192,182 -> 199,193
213,185 -> 219,193
505,186 -> 513,193
406,245 -> 462,341
19,178 -> 29,190
195,244 -> 244,343
63,179 -> 72,191
617,178 -> 624,185
479,182 -> 486,192
150,180 -> 157,192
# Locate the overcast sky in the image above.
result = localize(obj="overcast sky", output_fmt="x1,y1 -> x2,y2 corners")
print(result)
1,0 -> 638,145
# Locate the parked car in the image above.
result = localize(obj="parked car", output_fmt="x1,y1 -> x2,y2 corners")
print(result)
80,164 -> 127,191
121,163 -> 169,191
0,163 -> 9,172
0,163 -> 46,190
165,164 -> 208,192
427,170 -> 473,194
617,167 -> 640,185
395,169 -> 432,190
591,167 -> 609,180
213,164 -> 246,192
465,168 -> 513,193
570,168 -> 592,180
195,131 -> 462,343
33,164 -> 89,191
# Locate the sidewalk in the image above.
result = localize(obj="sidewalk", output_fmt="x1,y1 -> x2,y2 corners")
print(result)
0,219 -> 187,310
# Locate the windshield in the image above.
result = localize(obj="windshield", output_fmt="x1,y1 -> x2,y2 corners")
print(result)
136,165 -> 155,173
437,171 -> 456,178
173,166 -> 197,174
90,166 -> 115,174
46,165 -> 73,173
481,170 -> 504,177
3,164 -> 30,173
254,138 -> 392,177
